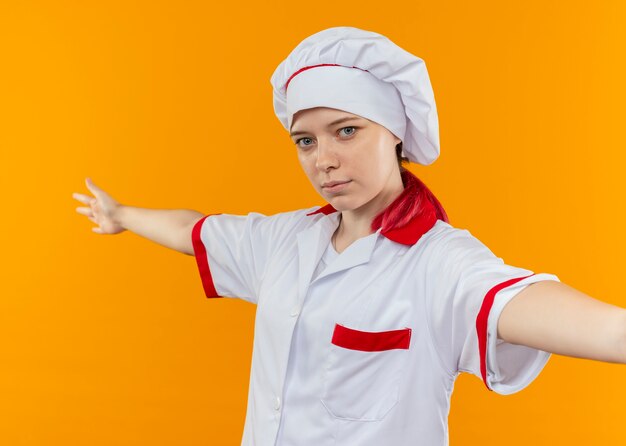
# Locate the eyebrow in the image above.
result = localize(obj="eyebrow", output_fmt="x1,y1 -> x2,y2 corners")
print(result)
289,116 -> 362,138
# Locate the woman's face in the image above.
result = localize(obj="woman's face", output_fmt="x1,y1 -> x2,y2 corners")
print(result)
290,107 -> 402,212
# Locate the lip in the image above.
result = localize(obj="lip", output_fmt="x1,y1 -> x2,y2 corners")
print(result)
322,180 -> 352,193
322,180 -> 351,188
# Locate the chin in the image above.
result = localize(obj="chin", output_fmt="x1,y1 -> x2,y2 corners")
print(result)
326,195 -> 363,212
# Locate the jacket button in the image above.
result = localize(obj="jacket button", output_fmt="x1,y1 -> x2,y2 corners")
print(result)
273,396 -> 281,411
290,306 -> 300,317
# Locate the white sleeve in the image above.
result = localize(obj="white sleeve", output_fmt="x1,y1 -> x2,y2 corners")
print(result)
424,226 -> 561,394
191,208 -> 314,305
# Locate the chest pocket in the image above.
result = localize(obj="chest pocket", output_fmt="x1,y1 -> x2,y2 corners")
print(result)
320,323 -> 412,421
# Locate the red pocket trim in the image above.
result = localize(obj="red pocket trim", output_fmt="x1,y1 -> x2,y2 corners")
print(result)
331,323 -> 412,352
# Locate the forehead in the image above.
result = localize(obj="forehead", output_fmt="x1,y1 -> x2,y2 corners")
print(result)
290,107 -> 365,130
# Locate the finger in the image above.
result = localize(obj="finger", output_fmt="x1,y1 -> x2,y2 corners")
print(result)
72,192 -> 93,204
75,206 -> 94,217
85,177 -> 104,199
92,227 -> 102,234
87,215 -> 98,224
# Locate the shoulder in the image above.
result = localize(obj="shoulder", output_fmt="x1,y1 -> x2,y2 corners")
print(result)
198,205 -> 322,238
208,205 -> 321,225
223,205 -> 325,240
252,205 -> 323,228
417,219 -> 498,267
417,219 -> 481,250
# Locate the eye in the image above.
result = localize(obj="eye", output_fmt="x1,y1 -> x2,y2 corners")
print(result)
339,126 -> 358,137
295,137 -> 314,149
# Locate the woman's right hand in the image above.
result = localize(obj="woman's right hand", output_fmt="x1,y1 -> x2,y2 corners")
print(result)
73,178 -> 126,234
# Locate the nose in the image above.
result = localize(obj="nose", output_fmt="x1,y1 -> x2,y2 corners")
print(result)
315,139 -> 339,172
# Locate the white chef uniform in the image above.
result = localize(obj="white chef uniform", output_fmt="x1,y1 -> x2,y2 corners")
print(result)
191,198 -> 560,445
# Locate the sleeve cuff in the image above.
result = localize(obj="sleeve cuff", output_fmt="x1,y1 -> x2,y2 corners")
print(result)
479,273 -> 560,394
191,214 -> 223,299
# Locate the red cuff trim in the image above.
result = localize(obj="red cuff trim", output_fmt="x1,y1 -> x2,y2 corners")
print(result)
476,273 -> 536,391
191,214 -> 223,299
331,323 -> 412,352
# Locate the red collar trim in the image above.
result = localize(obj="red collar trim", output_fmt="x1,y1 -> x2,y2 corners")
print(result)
305,201 -> 438,246
305,203 -> 337,216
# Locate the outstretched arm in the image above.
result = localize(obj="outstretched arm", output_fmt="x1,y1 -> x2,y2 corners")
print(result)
73,177 -> 204,256
497,280 -> 626,364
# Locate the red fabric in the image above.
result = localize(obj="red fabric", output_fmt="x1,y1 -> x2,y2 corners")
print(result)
331,323 -> 412,351
285,63 -> 370,91
306,204 -> 336,216
371,169 -> 448,235
306,170 -> 447,246
475,273 -> 536,390
191,214 -> 223,299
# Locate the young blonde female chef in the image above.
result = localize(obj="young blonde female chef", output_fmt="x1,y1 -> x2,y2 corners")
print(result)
73,26 -> 626,446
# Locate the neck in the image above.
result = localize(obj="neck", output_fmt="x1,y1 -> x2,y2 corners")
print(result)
335,173 -> 405,243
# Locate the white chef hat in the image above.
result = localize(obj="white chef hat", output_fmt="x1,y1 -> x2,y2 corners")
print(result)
270,26 -> 440,165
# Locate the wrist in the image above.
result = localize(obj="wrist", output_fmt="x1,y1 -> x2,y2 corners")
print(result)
112,204 -> 127,229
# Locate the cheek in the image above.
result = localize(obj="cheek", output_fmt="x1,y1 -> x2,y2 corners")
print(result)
353,143 -> 395,186
299,156 -> 318,183
354,141 -> 390,171
370,137 -> 399,171
297,151 -> 309,169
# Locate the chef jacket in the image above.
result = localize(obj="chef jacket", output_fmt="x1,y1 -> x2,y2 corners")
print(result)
191,203 -> 561,446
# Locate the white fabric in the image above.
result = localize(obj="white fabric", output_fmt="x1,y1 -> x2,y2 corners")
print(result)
310,236 -> 339,282
270,26 -> 441,166
285,65 -> 407,143
192,208 -> 560,445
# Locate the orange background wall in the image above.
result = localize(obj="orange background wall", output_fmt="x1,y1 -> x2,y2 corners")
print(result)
1,1 -> 625,444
